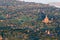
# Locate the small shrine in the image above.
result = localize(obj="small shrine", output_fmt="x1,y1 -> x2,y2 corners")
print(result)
45,30 -> 50,35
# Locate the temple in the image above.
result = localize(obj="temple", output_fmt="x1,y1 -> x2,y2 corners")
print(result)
42,15 -> 52,24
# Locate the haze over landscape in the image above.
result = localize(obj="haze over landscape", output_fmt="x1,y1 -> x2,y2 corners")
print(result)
17,0 -> 60,8
18,0 -> 60,4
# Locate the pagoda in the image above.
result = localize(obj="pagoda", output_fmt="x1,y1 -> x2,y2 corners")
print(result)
42,15 -> 52,24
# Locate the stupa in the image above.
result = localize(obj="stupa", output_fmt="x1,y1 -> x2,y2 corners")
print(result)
42,15 -> 52,24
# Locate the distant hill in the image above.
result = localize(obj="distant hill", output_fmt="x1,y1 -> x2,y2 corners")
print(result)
0,0 -> 60,21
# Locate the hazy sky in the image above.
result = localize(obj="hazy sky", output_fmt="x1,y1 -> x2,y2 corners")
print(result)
18,0 -> 60,4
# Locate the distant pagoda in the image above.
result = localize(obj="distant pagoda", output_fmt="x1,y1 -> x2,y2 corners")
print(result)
42,15 -> 52,24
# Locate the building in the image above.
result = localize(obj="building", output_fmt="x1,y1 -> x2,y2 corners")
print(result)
42,15 -> 52,24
